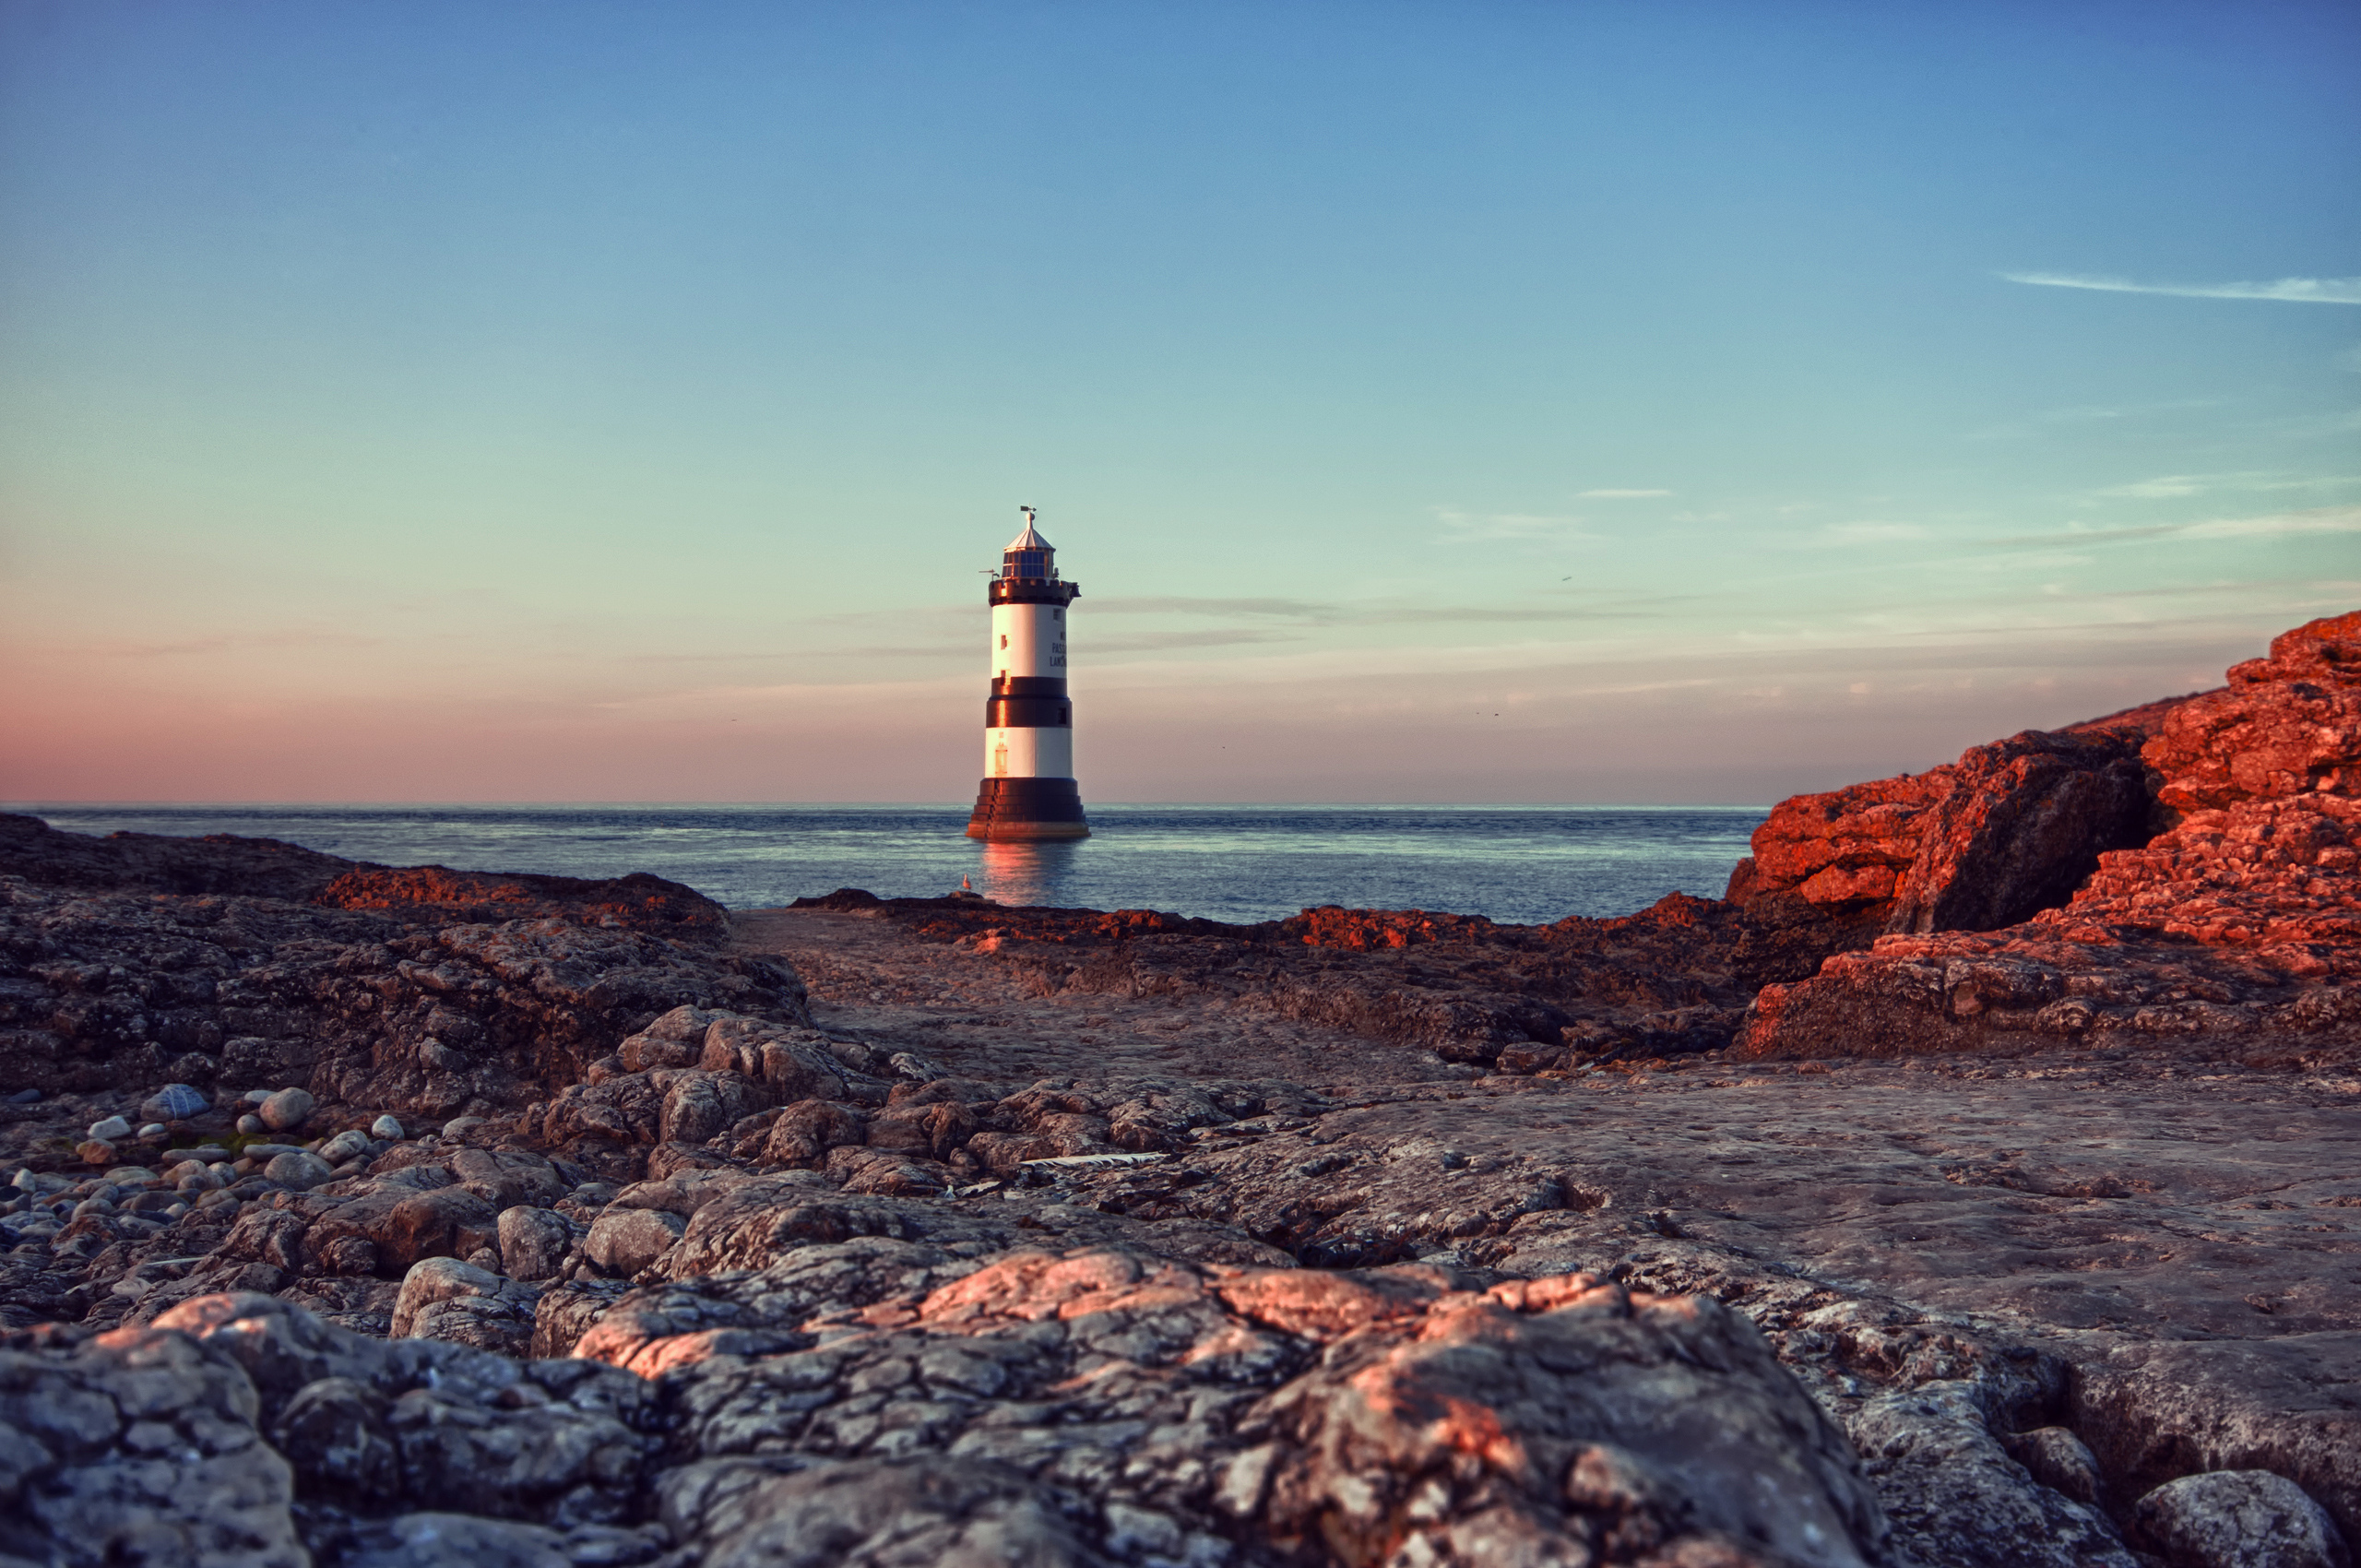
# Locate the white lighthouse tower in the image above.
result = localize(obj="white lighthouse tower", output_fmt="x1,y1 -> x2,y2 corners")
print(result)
965,507 -> 1089,840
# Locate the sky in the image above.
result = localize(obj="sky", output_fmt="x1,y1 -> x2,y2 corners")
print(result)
2,0 -> 2356,805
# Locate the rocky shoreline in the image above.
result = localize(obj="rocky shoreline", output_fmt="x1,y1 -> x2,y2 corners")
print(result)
2,613 -> 2356,1568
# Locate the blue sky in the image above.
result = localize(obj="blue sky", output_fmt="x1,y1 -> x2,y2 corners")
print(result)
3,0 -> 2355,802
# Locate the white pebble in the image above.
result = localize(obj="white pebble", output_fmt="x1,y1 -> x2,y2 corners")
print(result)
370,1114 -> 405,1141
86,1116 -> 132,1142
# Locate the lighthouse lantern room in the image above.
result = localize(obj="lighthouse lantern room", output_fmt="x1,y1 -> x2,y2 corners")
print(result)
966,507 -> 1089,840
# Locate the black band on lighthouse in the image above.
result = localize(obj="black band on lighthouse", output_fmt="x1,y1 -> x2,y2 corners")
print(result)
969,777 -> 1087,827
986,695 -> 1072,728
991,676 -> 1067,698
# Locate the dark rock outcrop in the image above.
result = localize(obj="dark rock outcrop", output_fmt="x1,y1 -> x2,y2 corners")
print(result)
1727,727 -> 2163,934
1739,612 -> 2361,1059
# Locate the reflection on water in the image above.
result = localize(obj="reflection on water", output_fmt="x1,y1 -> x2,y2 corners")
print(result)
10,803 -> 1769,925
975,839 -> 1084,909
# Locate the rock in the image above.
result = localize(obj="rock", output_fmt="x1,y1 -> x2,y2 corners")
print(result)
2148,612 -> 2361,812
663,1456 -> 1102,1568
761,1099 -> 870,1167
1734,727 -> 2160,932
1739,620 -> 2361,1059
371,1114 -> 406,1140
2006,1425 -> 2106,1506
0,1318 -> 309,1568
140,1083 -> 210,1122
1243,1270 -> 1883,1565
391,1256 -> 507,1336
583,1207 -> 686,1277
153,1290 -> 658,1524
318,1128 -> 372,1164
237,1113 -> 267,1135
658,1071 -> 766,1146
257,1087 -> 314,1132
2133,1470 -> 2352,1568
341,1513 -> 573,1568
498,1206 -> 575,1281
390,1256 -> 544,1354
85,1114 -> 131,1141
442,1115 -> 488,1141
76,1138 -> 115,1165
137,1122 -> 168,1141
262,1150 -> 336,1191
269,1374 -> 399,1504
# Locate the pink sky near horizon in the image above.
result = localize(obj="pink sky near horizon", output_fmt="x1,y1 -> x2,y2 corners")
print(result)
0,613 -> 2266,805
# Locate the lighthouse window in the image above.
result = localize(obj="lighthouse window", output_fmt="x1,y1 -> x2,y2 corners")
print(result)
1053,610 -> 1062,621
999,635 -> 1007,648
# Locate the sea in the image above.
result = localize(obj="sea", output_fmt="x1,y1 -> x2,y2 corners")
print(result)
11,804 -> 1767,928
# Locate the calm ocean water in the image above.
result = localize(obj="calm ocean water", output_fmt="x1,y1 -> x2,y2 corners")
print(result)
12,805 -> 1766,926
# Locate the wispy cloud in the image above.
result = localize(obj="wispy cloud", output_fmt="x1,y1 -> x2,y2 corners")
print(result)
1087,628 -> 1305,653
1087,594 -> 1663,633
2002,271 -> 2361,305
1435,509 -> 1596,542
2091,471 -> 2361,501
1091,596 -> 1335,619
1982,505 -> 2361,550
1575,488 -> 1671,499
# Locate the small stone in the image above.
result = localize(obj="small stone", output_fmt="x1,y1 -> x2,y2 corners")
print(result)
258,1087 -> 314,1132
370,1115 -> 405,1140
237,1114 -> 267,1135
86,1115 -> 132,1142
583,1206 -> 686,1277
498,1206 -> 574,1281
9,1169 -> 33,1192
77,1139 -> 116,1166
4,1087 -> 39,1105
390,1256 -> 505,1337
263,1151 -> 337,1192
139,1084 -> 209,1123
137,1123 -> 168,1143
465,1246 -> 504,1274
243,1088 -> 273,1104
442,1116 -> 488,1141
318,1129 -> 372,1165
318,1235 -> 379,1276
2133,1470 -> 2350,1568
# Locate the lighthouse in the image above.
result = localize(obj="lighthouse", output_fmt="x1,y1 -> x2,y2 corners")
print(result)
965,507 -> 1090,840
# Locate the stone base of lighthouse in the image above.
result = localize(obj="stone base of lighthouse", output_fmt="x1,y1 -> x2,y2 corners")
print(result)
966,778 -> 1091,840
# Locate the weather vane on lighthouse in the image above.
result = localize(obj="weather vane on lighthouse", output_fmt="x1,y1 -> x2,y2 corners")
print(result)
965,506 -> 1089,840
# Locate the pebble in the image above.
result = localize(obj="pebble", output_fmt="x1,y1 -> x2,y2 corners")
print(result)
137,1123 -> 168,1142
77,1140 -> 116,1167
10,1170 -> 34,1193
318,1129 -> 372,1165
370,1115 -> 405,1140
86,1116 -> 132,1142
258,1087 -> 314,1133
442,1116 -> 489,1141
263,1151 -> 336,1192
236,1114 -> 267,1135
139,1084 -> 209,1123
5,1088 -> 40,1105
243,1089 -> 274,1105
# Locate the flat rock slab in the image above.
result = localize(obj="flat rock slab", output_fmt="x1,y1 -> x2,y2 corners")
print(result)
733,906 -> 2361,1538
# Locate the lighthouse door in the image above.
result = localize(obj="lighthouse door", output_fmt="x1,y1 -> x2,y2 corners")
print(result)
992,741 -> 1008,777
